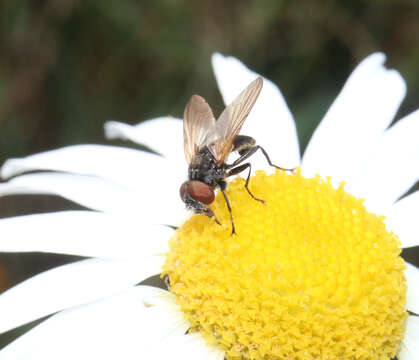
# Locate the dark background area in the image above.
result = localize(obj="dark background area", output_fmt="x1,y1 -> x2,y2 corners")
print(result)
1,0 -> 419,161
0,0 -> 418,350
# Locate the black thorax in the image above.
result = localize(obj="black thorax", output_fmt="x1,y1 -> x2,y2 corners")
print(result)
188,147 -> 226,187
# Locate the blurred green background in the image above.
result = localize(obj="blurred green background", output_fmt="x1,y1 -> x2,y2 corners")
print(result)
0,0 -> 419,349
1,0 -> 419,160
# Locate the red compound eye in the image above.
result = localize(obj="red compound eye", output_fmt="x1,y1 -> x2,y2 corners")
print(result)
180,181 -> 215,205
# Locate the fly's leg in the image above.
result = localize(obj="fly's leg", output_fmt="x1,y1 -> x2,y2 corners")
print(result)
230,145 -> 295,172
218,181 -> 236,235
225,137 -> 295,206
229,136 -> 295,172
203,206 -> 221,225
221,189 -> 235,235
227,163 -> 264,203
256,145 -> 295,172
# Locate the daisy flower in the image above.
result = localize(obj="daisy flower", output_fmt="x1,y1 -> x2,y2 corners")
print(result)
0,52 -> 418,359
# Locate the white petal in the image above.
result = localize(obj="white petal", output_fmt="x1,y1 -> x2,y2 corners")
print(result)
104,118 -> 185,164
0,211 -> 172,258
0,144 -> 190,227
0,258 -> 164,334
385,191 -> 419,248
211,53 -> 300,171
157,332 -> 225,360
398,315 -> 419,360
1,144 -> 171,190
350,109 -> 419,211
0,172 -> 140,214
0,286 -> 189,360
405,262 -> 419,315
303,53 -> 406,188
0,171 -> 188,226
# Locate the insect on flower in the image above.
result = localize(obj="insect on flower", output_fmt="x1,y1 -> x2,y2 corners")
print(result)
180,77 -> 294,234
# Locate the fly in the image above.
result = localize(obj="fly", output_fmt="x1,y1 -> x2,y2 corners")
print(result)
180,77 -> 294,234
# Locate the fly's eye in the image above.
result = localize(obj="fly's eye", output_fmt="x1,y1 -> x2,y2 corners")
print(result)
180,182 -> 187,200
180,181 -> 215,205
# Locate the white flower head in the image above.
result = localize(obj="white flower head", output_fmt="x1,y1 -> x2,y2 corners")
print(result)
0,52 -> 418,359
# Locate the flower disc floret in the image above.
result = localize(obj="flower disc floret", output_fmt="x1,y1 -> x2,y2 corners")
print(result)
163,170 -> 407,360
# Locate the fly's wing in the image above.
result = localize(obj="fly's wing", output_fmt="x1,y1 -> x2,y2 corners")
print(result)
207,77 -> 263,166
183,95 -> 216,164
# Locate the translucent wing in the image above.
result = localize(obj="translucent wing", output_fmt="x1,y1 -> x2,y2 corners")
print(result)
208,77 -> 263,166
183,95 -> 216,164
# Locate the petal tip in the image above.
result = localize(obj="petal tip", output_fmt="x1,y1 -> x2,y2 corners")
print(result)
211,53 -> 244,73
104,121 -> 124,140
362,53 -> 406,93
365,52 -> 386,65
211,52 -> 224,63
1,159 -> 16,179
211,52 -> 230,73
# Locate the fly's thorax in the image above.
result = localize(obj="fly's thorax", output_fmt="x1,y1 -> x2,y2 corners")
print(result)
188,146 -> 225,186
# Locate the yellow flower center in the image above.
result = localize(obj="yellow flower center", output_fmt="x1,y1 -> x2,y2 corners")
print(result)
163,170 -> 407,360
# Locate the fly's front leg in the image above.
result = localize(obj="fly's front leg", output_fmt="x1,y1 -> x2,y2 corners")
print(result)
227,163 -> 264,203
220,189 -> 235,235
203,206 -> 221,225
218,180 -> 236,235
